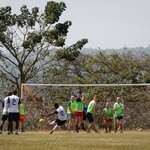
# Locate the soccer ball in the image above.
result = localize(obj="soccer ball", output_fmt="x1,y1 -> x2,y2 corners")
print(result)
138,128 -> 142,132
39,118 -> 45,124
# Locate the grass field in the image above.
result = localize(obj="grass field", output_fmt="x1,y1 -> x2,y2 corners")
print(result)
0,130 -> 150,150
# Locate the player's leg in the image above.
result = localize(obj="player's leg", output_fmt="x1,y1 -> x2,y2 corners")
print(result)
75,112 -> 79,133
86,112 -> 92,132
72,116 -> 76,132
20,115 -> 25,132
49,119 -> 67,134
50,124 -> 58,134
49,119 -> 57,134
103,119 -> 108,133
108,120 -> 112,133
67,114 -> 72,132
92,121 -> 99,133
78,113 -> 83,131
87,112 -> 99,133
7,113 -> 14,135
114,117 -> 118,133
119,116 -> 123,133
0,115 -> 7,134
81,112 -> 86,131
14,113 -> 20,135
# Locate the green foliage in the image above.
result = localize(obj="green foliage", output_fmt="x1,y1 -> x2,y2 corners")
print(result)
43,50 -> 150,102
56,39 -> 88,61
0,6 -> 12,33
44,1 -> 66,24
22,32 -> 42,49
0,1 -> 88,92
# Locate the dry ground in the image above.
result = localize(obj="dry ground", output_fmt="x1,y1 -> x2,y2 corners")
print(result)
0,130 -> 150,150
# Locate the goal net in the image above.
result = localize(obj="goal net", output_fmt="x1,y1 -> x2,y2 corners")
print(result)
21,83 -> 150,131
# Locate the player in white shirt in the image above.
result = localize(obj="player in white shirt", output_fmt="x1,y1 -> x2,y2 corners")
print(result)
43,103 -> 67,134
0,91 -> 12,134
7,90 -> 21,135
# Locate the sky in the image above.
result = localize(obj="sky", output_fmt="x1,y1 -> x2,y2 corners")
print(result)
1,0 -> 150,49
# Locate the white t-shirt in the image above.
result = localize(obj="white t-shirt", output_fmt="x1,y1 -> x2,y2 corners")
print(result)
8,94 -> 21,113
56,106 -> 67,121
2,96 -> 9,115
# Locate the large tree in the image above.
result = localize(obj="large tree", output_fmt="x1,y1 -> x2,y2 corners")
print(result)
0,1 -> 88,91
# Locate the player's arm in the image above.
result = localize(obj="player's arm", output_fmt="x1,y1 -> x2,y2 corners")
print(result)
18,98 -> 21,105
92,102 -> 96,114
42,111 -> 58,116
101,109 -> 104,117
2,100 -> 4,108
18,98 -> 21,109
68,101 -> 73,113
6,98 -> 10,113
111,109 -> 114,117
113,103 -> 120,111
122,103 -> 124,113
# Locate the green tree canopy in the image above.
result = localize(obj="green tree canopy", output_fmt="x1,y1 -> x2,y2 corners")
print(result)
0,1 -> 88,91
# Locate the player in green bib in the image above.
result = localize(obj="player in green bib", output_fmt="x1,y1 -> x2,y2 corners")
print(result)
86,95 -> 99,133
20,99 -> 25,132
67,95 -> 76,132
75,91 -> 84,133
113,97 -> 124,133
102,102 -> 113,133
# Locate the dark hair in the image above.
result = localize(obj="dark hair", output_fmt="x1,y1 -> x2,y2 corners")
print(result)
8,91 -> 12,96
54,103 -> 59,108
77,90 -> 82,95
13,90 -> 17,95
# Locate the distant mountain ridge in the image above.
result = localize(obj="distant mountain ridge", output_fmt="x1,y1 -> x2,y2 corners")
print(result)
82,46 -> 150,55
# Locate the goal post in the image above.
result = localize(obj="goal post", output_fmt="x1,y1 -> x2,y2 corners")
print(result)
21,83 -> 150,131
21,83 -> 150,100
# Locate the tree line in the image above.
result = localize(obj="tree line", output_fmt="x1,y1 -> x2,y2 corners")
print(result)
0,1 -> 149,102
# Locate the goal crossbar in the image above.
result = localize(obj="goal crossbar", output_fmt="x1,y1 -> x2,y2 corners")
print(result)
21,83 -> 150,87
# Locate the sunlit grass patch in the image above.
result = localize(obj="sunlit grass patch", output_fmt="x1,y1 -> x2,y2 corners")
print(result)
0,130 -> 150,150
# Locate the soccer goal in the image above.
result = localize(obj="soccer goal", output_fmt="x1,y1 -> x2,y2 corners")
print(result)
21,83 -> 150,131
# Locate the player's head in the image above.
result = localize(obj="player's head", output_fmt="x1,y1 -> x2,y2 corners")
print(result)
8,91 -> 12,96
93,95 -> 98,101
54,103 -> 59,109
21,98 -> 24,103
71,95 -> 75,101
106,102 -> 109,108
77,91 -> 82,97
116,97 -> 121,102
13,90 -> 17,95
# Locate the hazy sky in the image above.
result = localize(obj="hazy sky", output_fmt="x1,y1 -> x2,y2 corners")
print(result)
1,0 -> 150,49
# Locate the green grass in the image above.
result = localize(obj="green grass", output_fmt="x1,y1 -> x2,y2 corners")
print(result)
0,130 -> 150,150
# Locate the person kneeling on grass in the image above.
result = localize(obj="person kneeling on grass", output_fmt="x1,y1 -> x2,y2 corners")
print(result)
42,103 -> 67,134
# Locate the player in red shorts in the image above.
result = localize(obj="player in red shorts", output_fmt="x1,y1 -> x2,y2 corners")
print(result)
75,91 -> 84,133
20,99 -> 25,132
102,102 -> 113,133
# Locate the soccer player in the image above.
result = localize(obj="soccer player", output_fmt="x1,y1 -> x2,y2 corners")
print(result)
86,95 -> 99,133
75,91 -> 84,133
7,90 -> 21,135
113,97 -> 124,133
43,103 -> 67,134
82,93 -> 88,131
19,99 -> 25,132
0,91 -> 12,134
67,95 -> 76,132
102,102 -> 113,133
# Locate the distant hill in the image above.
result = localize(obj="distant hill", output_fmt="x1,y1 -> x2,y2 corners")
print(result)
82,46 -> 150,55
